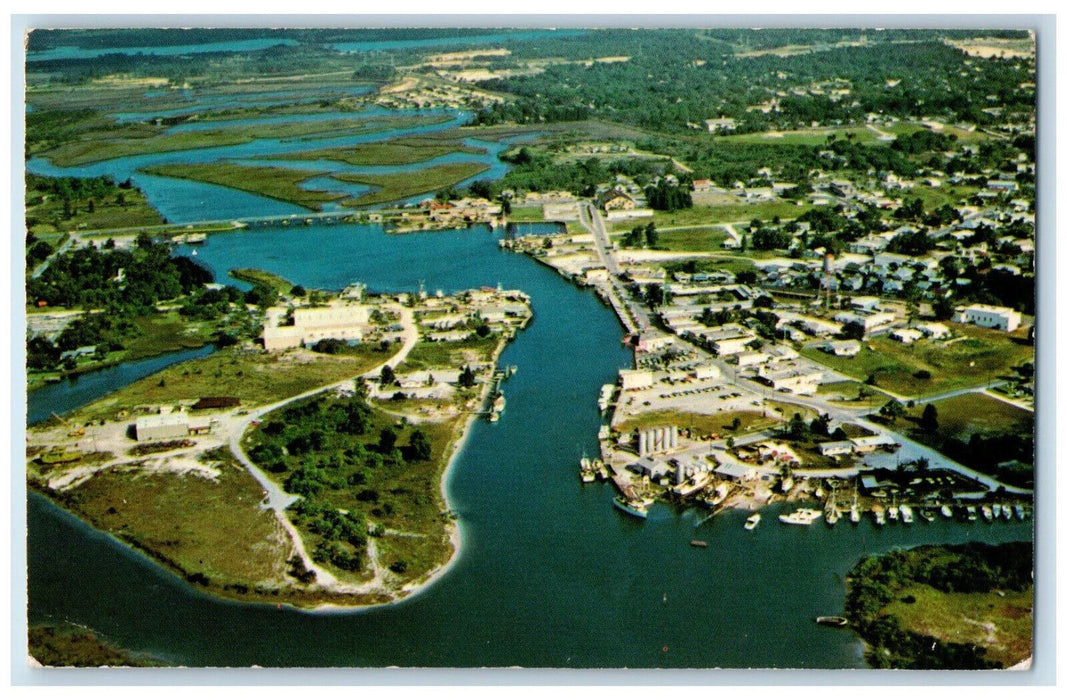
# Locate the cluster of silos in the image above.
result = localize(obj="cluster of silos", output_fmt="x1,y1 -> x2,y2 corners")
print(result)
638,425 -> 678,457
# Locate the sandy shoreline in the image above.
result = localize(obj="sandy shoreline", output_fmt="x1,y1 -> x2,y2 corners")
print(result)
301,334 -> 511,612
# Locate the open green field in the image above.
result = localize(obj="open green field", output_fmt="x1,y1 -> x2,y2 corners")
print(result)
40,113 -> 452,167
883,584 -> 1033,669
44,447 -> 292,594
615,408 -> 780,437
610,202 -> 812,231
274,135 -> 486,167
67,345 -> 390,423
142,163 -> 345,211
654,227 -> 730,252
908,184 -> 981,210
508,205 -> 545,222
910,392 -> 1033,441
718,125 -> 880,146
398,336 -> 498,373
335,162 -> 491,207
800,323 -> 1033,397
816,380 -> 893,409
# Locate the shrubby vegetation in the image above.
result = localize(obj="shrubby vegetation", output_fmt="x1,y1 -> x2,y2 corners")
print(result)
845,541 -> 1032,669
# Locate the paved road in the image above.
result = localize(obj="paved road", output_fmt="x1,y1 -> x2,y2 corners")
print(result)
30,233 -> 79,280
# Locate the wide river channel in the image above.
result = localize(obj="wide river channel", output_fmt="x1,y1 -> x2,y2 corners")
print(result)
24,82 -> 1033,668
26,222 -> 1033,669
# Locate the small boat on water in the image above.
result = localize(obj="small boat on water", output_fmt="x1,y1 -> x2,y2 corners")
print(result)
941,504 -> 954,519
745,513 -> 761,530
1014,504 -> 1027,520
967,505 -> 978,522
579,455 -> 595,483
690,540 -> 708,548
992,504 -> 1002,519
850,504 -> 860,524
779,508 -> 823,526
815,616 -> 849,628
872,506 -> 886,526
888,504 -> 899,522
920,509 -> 936,523
982,505 -> 994,522
613,496 -> 649,519
899,504 -> 914,524
1002,504 -> 1013,520
825,506 -> 840,526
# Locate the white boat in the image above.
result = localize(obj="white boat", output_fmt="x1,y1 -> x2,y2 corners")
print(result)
888,505 -> 899,522
941,504 -> 954,519
850,504 -> 860,524
826,506 -> 840,526
899,505 -> 914,524
967,505 -> 978,521
982,505 -> 994,521
1014,504 -> 1027,520
991,504 -> 1001,519
745,513 -> 761,530
779,508 -> 823,526
1002,504 -> 1012,520
872,506 -> 886,526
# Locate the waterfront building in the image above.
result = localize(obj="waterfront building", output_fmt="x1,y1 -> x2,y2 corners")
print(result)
262,301 -> 371,351
619,369 -> 655,391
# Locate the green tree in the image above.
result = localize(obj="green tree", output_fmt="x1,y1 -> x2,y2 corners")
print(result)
921,403 -> 939,432
408,429 -> 432,462
379,364 -> 397,386
880,400 -> 906,423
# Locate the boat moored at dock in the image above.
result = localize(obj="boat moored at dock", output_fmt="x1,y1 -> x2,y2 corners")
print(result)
613,496 -> 649,519
778,508 -> 823,526
745,513 -> 761,530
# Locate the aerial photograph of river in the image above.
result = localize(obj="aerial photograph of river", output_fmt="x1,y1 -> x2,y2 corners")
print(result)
16,21 -> 1046,677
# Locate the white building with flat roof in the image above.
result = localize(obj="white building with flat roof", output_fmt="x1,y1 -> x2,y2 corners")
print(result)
619,369 -> 655,391
262,302 -> 371,351
952,304 -> 1022,332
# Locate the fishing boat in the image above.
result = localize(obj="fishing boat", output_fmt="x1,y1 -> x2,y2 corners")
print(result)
745,513 -> 761,530
920,509 -> 936,523
1002,504 -> 1012,520
579,455 -> 595,483
778,508 -> 823,526
899,504 -> 914,524
982,505 -> 994,521
815,616 -> 849,628
967,505 -> 978,522
940,504 -> 954,519
613,496 -> 649,519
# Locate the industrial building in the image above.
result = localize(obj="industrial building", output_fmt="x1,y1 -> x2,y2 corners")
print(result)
134,411 -> 211,441
952,303 -> 1022,332
262,302 -> 371,351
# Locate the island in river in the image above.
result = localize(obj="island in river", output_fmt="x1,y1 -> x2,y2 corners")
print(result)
27,284 -> 532,608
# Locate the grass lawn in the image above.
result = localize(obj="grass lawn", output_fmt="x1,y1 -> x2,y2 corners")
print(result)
908,184 -> 981,210
273,135 -> 485,167
816,380 -> 893,409
335,162 -> 491,207
800,323 -> 1033,398
509,205 -> 545,222
718,125 -> 879,146
651,202 -> 812,228
882,584 -> 1033,668
398,336 -> 498,373
906,393 -> 1033,443
655,227 -> 730,252
50,447 -> 291,592
142,163 -> 345,211
615,408 -> 779,437
68,345 -> 390,423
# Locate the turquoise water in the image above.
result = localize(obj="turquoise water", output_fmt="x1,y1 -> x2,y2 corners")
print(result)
27,223 -> 1035,668
25,109 -> 487,223
26,344 -> 216,426
27,38 -> 300,62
